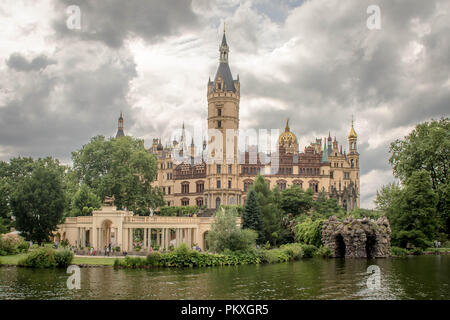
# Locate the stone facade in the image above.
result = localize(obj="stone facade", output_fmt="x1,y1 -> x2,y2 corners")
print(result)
321,216 -> 391,258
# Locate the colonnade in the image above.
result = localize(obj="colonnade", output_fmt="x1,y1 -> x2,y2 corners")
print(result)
123,227 -> 197,252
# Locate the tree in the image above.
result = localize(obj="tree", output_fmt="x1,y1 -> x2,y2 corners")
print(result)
389,118 -> 449,233
10,163 -> 65,244
70,183 -> 101,216
72,135 -> 164,215
242,189 -> 263,242
387,170 -> 439,249
280,184 -> 313,216
374,182 -> 401,212
249,175 -> 289,245
312,192 -> 345,219
206,208 -> 257,253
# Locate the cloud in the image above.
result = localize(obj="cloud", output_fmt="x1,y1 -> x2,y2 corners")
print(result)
52,0 -> 201,48
6,53 -> 57,72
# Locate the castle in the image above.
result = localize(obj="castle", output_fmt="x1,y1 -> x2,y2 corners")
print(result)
116,29 -> 360,212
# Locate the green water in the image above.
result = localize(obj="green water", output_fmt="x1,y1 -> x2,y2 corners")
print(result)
0,255 -> 448,299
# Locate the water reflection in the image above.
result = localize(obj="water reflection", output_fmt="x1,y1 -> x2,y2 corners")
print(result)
0,256 -> 448,300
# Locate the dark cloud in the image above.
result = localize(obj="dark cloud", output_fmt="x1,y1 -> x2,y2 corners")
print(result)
6,53 -> 57,72
52,0 -> 201,48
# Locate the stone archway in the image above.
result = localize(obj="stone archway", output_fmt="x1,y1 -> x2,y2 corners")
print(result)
322,216 -> 391,258
101,219 -> 113,249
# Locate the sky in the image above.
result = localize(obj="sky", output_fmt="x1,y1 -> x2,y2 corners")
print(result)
0,0 -> 449,208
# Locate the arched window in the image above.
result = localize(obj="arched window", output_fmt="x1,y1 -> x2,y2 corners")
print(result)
181,198 -> 189,206
196,181 -> 204,193
196,197 -> 203,207
181,182 -> 190,194
215,197 -> 221,209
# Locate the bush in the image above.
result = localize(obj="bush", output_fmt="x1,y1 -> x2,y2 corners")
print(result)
19,248 -> 56,268
315,246 -> 332,258
294,218 -> 323,247
410,247 -> 424,255
17,241 -> 29,253
0,234 -> 23,256
54,249 -> 74,267
19,248 -> 73,268
146,252 -> 161,266
280,243 -> 303,260
390,246 -> 409,257
300,244 -> 318,258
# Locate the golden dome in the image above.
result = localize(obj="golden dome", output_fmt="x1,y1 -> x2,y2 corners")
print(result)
279,118 -> 298,145
348,120 -> 357,139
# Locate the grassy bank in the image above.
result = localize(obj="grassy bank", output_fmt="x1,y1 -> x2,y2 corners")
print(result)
0,252 -> 123,266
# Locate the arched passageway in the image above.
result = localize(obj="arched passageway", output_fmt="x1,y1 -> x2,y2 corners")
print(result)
101,219 -> 113,249
335,234 -> 346,258
365,234 -> 377,259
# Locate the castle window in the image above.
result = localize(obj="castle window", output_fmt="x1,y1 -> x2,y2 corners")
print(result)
196,198 -> 203,207
216,197 -> 221,208
218,120 -> 222,128
330,171 -> 334,179
181,198 -> 189,206
218,108 -> 222,116
228,165 -> 232,174
217,164 -> 221,174
217,180 -> 221,189
196,181 -> 204,193
168,187 -> 171,195
181,182 -> 189,194
351,159 -> 354,168
344,172 -> 350,179
228,180 -> 232,189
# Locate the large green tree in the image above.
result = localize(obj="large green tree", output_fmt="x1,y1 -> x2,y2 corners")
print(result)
389,117 -> 449,233
72,135 -> 164,215
242,189 -> 263,242
280,184 -> 313,216
387,170 -> 439,249
10,162 -> 65,244
70,183 -> 102,216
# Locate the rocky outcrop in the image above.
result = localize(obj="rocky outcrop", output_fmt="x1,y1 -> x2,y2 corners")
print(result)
321,216 -> 391,258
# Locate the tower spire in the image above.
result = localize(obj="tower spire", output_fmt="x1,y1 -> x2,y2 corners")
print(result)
115,111 -> 125,138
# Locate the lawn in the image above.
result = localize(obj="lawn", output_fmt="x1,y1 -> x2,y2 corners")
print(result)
0,253 -> 28,265
0,253 -> 124,266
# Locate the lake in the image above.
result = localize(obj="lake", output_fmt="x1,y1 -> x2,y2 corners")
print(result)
0,255 -> 448,299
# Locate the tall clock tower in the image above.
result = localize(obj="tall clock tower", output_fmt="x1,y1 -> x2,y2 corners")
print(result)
205,27 -> 241,208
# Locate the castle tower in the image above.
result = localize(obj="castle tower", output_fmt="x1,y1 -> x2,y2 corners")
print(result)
205,25 -> 241,208
115,112 -> 125,138
347,117 -> 360,208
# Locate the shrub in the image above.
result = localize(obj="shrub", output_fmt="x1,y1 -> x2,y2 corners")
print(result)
54,249 -> 74,267
315,246 -> 332,258
294,218 -> 324,247
410,247 -> 424,255
17,241 -> 29,253
0,234 -> 23,256
19,248 -> 56,268
390,246 -> 409,257
280,243 -> 303,260
301,244 -> 318,258
146,252 -> 161,266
